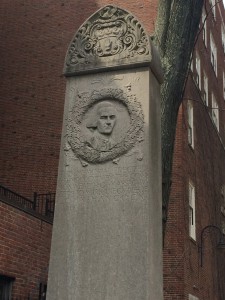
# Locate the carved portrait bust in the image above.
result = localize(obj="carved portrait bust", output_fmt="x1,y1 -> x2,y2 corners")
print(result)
85,101 -> 117,152
67,88 -> 144,164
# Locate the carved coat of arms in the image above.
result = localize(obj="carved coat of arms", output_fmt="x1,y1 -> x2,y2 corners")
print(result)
64,5 -> 151,75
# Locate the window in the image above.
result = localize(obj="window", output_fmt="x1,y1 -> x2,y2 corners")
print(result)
189,295 -> 199,300
222,222 -> 225,235
187,101 -> 194,148
221,185 -> 225,217
210,33 -> 217,75
203,72 -> 208,105
39,282 -> 47,300
195,52 -> 201,89
190,57 -> 193,72
202,7 -> 207,46
211,93 -> 219,130
189,182 -> 196,240
210,0 -> 216,19
0,275 -> 14,300
223,72 -> 225,100
222,24 -> 225,52
221,186 -> 225,235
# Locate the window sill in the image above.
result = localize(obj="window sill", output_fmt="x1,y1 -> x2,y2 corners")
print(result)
189,236 -> 197,245
188,143 -> 195,152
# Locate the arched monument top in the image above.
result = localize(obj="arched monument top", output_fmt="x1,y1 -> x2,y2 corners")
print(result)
64,5 -> 153,76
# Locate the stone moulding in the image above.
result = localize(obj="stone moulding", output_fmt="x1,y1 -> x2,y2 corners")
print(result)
64,5 -> 152,76
67,88 -> 144,164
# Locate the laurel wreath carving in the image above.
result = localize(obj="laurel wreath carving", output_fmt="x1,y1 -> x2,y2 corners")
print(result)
67,88 -> 144,163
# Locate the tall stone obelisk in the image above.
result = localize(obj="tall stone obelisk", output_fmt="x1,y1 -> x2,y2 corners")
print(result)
47,5 -> 163,300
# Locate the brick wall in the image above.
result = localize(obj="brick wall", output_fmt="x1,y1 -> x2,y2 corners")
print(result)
164,93 -> 225,299
0,1 -> 158,299
0,0 -> 158,198
0,201 -> 52,299
1,1 -> 225,299
163,2 -> 225,299
163,106 -> 186,300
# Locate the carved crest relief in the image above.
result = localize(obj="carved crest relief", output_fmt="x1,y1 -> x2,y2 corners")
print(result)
66,88 -> 144,164
64,5 -> 151,75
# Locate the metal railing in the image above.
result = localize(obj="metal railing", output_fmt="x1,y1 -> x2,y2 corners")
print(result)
33,192 -> 55,218
0,185 -> 55,223
0,185 -> 33,210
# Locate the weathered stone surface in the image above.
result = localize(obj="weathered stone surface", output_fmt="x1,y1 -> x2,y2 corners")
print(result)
64,5 -> 152,76
66,86 -> 144,164
47,6 -> 163,300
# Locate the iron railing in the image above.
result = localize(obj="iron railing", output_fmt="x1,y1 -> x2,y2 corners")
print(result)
33,192 -> 55,218
0,185 -> 33,210
0,185 -> 55,223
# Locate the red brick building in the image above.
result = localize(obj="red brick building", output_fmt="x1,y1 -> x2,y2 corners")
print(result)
164,1 -> 225,299
0,184 -> 55,299
0,0 -> 225,299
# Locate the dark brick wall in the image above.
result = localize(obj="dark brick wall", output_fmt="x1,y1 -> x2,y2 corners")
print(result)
0,0 -> 158,198
163,2 -> 225,299
163,106 -> 186,300
0,201 -> 52,299
1,0 -> 225,299
0,2 -> 158,299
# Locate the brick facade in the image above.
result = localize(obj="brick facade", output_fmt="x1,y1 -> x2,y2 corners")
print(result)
1,0 -> 225,299
164,2 -> 225,299
0,201 -> 52,299
0,1 -> 158,299
0,0 -> 158,198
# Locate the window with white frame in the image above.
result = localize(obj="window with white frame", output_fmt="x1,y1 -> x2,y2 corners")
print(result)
223,72 -> 225,100
195,52 -> 201,89
210,33 -> 217,75
222,24 -> 225,52
189,295 -> 199,300
202,7 -> 207,46
221,186 -> 225,236
203,72 -> 208,105
189,182 -> 196,240
211,93 -> 219,130
187,101 -> 194,148
221,185 -> 225,217
190,57 -> 193,72
210,0 -> 216,19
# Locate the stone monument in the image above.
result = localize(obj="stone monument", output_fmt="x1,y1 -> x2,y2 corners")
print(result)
47,5 -> 163,300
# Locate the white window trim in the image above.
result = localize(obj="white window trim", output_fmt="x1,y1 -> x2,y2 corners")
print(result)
223,72 -> 225,100
202,7 -> 207,47
189,181 -> 196,240
210,33 -> 217,75
210,0 -> 216,19
189,294 -> 199,300
187,101 -> 194,148
203,72 -> 208,106
221,185 -> 225,217
211,93 -> 219,131
222,23 -> 225,52
195,52 -> 201,90
190,57 -> 193,72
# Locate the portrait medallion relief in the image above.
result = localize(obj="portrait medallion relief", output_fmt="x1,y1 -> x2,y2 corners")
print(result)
67,88 -> 144,164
